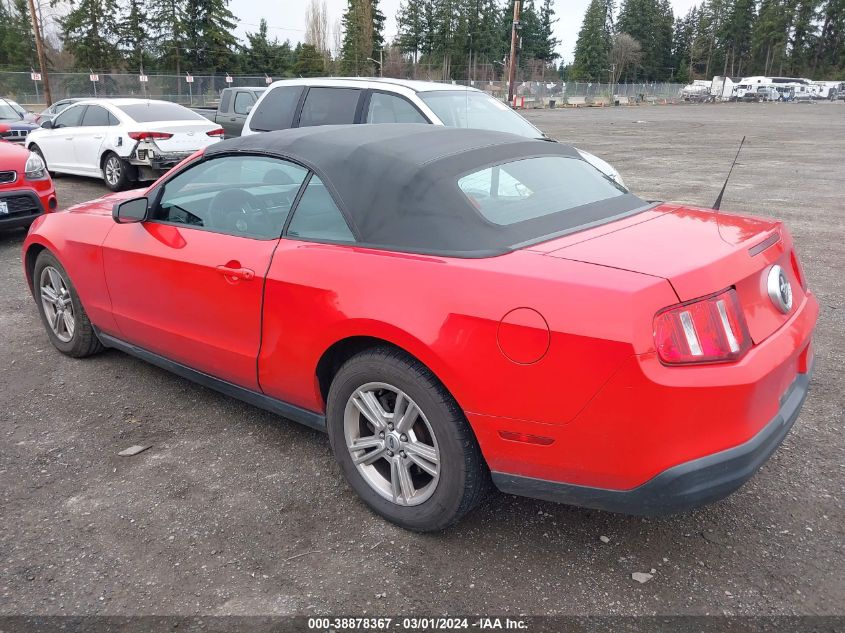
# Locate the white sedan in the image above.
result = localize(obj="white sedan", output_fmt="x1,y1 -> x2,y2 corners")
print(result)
26,99 -> 224,191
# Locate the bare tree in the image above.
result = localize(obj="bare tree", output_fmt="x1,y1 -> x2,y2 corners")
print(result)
305,0 -> 330,55
610,33 -> 642,84
332,17 -> 343,60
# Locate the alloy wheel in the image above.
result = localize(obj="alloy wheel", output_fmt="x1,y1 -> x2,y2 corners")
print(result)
105,157 -> 122,186
343,382 -> 441,506
39,266 -> 75,343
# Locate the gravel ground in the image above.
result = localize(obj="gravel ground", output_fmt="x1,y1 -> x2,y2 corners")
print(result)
0,102 -> 842,616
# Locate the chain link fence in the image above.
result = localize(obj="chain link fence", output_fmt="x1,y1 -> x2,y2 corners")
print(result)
0,70 -> 688,109
1,72 -> 273,108
437,79 -> 688,106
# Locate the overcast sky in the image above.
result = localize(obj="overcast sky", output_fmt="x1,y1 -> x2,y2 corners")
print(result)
233,0 -> 700,63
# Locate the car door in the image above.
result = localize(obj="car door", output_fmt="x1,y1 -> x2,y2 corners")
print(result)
73,104 -> 114,175
222,90 -> 257,137
40,104 -> 86,171
102,154 -> 309,390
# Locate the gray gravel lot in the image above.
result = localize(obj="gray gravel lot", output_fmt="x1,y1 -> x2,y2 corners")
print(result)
0,103 -> 842,616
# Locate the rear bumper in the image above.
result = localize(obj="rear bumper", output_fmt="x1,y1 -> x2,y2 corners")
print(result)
492,365 -> 812,515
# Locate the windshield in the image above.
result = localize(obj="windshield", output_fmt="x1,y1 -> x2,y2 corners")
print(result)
419,90 -> 541,138
118,102 -> 206,123
0,102 -> 22,121
458,156 -> 627,226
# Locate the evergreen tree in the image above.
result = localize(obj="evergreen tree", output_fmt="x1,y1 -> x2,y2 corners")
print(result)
718,0 -> 755,76
396,0 -> 427,62
293,43 -> 326,77
4,0 -> 37,70
148,0 -> 186,73
617,0 -> 674,80
119,0 -> 152,71
181,0 -> 239,73
340,0 -> 380,75
572,0 -> 611,80
242,20 -> 295,76
537,0 -> 561,63
751,0 -> 791,75
672,8 -> 697,82
61,0 -> 121,70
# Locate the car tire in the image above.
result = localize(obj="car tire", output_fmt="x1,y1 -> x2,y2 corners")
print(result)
32,250 -> 104,358
29,144 -> 58,178
102,152 -> 133,192
326,347 -> 488,531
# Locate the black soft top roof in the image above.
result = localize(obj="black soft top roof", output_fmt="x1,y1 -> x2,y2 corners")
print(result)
207,124 -> 647,257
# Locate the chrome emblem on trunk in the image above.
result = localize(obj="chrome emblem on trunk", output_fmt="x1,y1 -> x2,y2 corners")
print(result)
767,265 -> 793,314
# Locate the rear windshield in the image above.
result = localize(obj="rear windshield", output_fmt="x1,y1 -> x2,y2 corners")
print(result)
419,90 -> 541,138
119,103 -> 205,123
458,156 -> 626,225
0,103 -> 20,121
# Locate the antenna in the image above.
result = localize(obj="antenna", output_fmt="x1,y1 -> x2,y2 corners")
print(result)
713,136 -> 746,211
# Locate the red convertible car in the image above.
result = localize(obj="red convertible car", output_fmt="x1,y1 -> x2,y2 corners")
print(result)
22,125 -> 817,531
0,125 -> 57,230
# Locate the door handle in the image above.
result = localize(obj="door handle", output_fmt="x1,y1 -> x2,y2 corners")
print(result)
216,264 -> 255,281
93,135 -> 104,140
65,137 -> 73,140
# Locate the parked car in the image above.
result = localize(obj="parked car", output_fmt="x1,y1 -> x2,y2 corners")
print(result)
34,98 -> 85,125
0,98 -> 39,144
22,125 -> 818,531
742,86 -> 779,102
192,87 -> 265,138
242,78 -> 625,187
26,98 -> 224,191
0,125 -> 57,230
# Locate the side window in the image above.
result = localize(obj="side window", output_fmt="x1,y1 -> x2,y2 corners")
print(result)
153,155 -> 309,240
287,176 -> 354,242
107,111 -> 119,126
365,92 -> 427,124
53,105 -> 85,128
249,86 -> 304,131
219,90 -> 232,113
81,105 -> 111,126
233,91 -> 255,115
298,88 -> 361,127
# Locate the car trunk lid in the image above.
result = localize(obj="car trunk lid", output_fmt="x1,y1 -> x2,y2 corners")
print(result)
133,120 -> 218,153
541,203 -> 806,344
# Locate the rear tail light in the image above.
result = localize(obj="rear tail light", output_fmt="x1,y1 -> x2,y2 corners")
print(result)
206,128 -> 225,137
790,250 -> 806,290
654,288 -> 751,365
128,131 -> 173,141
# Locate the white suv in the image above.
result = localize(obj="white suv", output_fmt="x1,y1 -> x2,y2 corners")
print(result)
242,78 -> 625,186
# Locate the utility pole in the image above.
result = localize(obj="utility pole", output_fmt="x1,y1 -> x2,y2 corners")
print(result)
507,0 -> 521,104
27,0 -> 52,106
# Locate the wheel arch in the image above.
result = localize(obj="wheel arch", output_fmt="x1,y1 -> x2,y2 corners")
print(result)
314,334 -> 464,416
24,242 -> 48,294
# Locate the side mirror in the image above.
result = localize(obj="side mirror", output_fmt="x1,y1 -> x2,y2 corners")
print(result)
113,197 -> 148,223
40,120 -> 53,129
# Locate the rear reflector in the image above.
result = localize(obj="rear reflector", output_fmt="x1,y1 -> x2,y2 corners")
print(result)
654,288 -> 751,364
128,131 -> 174,141
498,431 -> 555,446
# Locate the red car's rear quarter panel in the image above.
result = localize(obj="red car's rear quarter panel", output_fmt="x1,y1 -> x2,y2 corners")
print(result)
257,240 -> 678,430
474,286 -> 817,489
